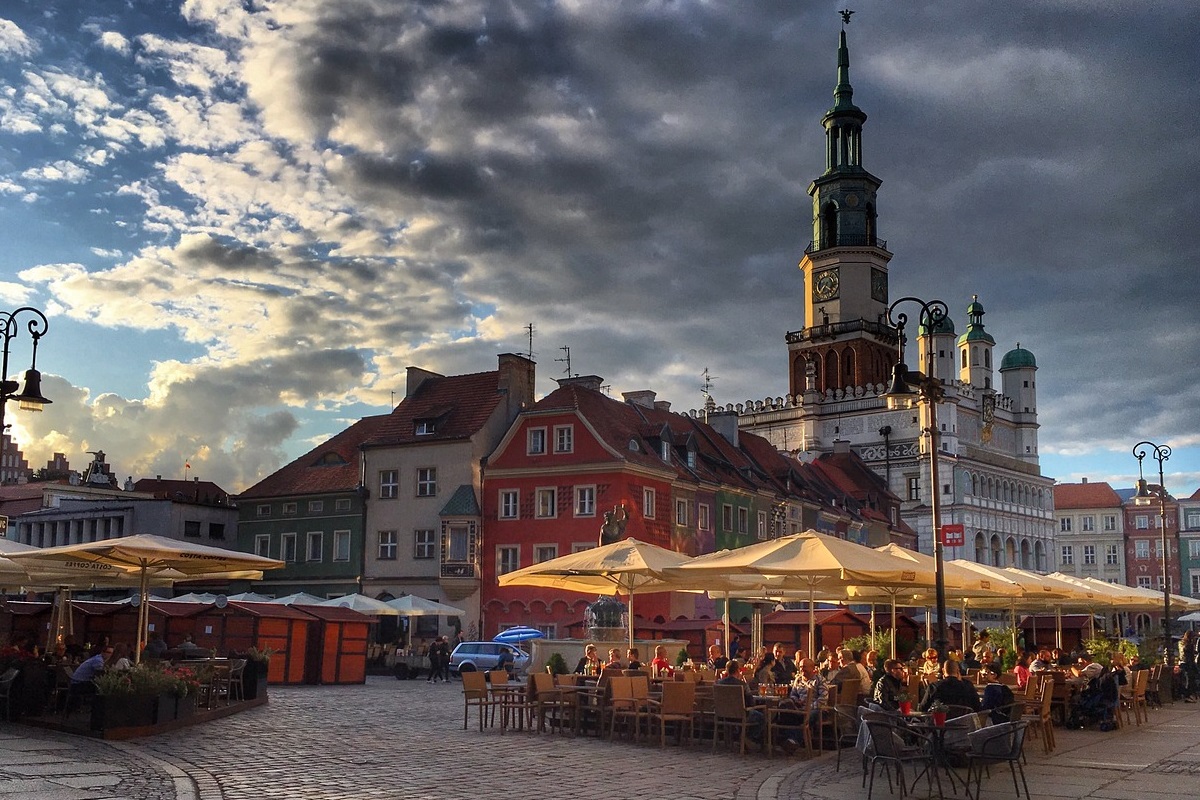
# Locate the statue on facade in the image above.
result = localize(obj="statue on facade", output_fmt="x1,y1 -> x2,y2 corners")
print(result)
599,504 -> 628,545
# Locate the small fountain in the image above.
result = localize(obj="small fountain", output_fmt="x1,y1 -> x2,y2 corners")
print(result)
585,596 -> 626,642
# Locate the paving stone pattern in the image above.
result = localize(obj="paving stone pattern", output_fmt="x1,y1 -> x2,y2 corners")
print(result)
0,728 -> 175,800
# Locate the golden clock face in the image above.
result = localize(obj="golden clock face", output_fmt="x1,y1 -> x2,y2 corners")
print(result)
813,268 -> 839,301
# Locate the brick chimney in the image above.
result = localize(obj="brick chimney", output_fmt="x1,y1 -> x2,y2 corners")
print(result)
405,366 -> 444,398
497,353 -> 536,409
708,410 -> 739,447
622,390 -> 656,409
556,375 -> 605,391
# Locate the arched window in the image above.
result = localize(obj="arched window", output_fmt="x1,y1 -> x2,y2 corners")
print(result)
961,349 -> 967,369
1034,540 -> 1046,571
984,349 -> 991,369
825,350 -> 838,389
990,534 -> 1003,566
866,204 -> 877,245
821,203 -> 838,249
1020,539 -> 1032,570
971,474 -> 978,495
975,532 -> 987,564
1005,537 -> 1017,566
843,349 -> 856,384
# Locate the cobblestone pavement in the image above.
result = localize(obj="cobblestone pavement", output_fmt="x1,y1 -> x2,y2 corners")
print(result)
5,678 -> 1200,800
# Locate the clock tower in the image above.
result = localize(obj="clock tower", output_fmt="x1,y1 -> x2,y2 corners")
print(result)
788,23 -> 896,396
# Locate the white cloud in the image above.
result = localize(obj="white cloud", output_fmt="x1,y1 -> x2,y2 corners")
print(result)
0,19 -> 36,60
21,159 -> 89,183
97,31 -> 130,55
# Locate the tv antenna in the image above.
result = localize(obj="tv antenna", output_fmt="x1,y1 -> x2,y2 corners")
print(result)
555,346 -> 577,378
524,322 -> 536,361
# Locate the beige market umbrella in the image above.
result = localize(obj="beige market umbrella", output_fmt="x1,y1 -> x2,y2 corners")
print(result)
668,531 -> 939,655
384,595 -> 466,616
318,593 -> 400,615
498,538 -> 692,648
8,534 -> 283,662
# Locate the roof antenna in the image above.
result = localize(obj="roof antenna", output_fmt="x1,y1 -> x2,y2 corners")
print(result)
525,322 -> 536,361
555,346 -> 577,378
701,368 -> 718,422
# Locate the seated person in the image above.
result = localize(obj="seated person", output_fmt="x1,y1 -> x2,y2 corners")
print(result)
770,643 -> 796,684
980,669 -> 1017,723
872,659 -> 907,710
109,643 -> 134,671
715,660 -> 762,742
625,647 -> 642,670
919,648 -> 942,678
1029,649 -> 1054,672
574,643 -> 602,675
1068,653 -> 1104,684
605,648 -> 624,670
495,647 -> 515,674
830,648 -> 871,700
919,659 -> 981,713
67,646 -> 113,709
649,645 -> 674,677
779,658 -> 829,751
753,653 -> 777,686
705,644 -> 728,672
143,633 -> 168,660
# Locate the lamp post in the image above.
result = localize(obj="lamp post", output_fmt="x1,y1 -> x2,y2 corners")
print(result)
0,307 -> 52,484
1132,440 -> 1173,669
885,295 -> 950,660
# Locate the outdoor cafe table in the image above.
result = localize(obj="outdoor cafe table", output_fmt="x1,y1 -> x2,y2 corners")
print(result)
903,715 -> 964,796
489,682 -> 529,733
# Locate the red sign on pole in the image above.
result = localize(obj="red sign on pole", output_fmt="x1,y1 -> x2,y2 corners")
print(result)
940,523 -> 965,548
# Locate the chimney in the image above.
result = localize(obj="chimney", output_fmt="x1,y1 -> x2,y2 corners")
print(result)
622,390 -> 657,409
653,400 -> 672,412
497,353 -> 535,409
1081,477 -> 1088,484
405,366 -> 444,399
708,410 -> 739,447
156,475 -> 162,481
556,375 -> 604,391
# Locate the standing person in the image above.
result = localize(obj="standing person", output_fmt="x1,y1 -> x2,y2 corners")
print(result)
1179,631 -> 1197,702
427,636 -> 449,683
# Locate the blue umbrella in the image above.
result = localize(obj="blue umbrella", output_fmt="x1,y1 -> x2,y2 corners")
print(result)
493,626 -> 545,644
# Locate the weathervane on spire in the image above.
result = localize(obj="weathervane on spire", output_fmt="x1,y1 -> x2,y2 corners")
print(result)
840,9 -> 854,26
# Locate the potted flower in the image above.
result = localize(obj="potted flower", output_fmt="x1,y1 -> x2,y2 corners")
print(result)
896,691 -> 913,716
929,700 -> 949,727
239,646 -> 275,700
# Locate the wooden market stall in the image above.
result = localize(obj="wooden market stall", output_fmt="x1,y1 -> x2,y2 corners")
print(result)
189,601 -> 311,684
295,605 -> 370,685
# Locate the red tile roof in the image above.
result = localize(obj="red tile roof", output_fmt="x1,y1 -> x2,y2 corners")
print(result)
132,478 -> 232,505
1053,481 -> 1123,509
239,414 -> 389,499
365,370 -> 507,447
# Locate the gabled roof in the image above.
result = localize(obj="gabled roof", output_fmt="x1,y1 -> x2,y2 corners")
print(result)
239,414 -> 389,499
1052,481 -> 1123,509
365,370 -> 506,447
440,484 -> 480,516
132,478 -> 231,505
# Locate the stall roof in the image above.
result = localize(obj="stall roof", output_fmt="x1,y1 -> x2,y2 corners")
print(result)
2,601 -> 50,615
229,600 -> 316,620
640,618 -> 748,633
148,600 -> 213,618
295,605 -> 371,623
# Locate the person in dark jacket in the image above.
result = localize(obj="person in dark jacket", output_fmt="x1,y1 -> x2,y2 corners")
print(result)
872,659 -> 907,710
919,659 -> 981,712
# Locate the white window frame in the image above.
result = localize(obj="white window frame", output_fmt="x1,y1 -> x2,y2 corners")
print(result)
757,510 -> 768,540
698,503 -> 711,531
676,499 -> 688,526
334,498 -> 351,512
554,424 -> 574,453
534,544 -> 558,564
1136,515 -> 1149,530
1103,515 -> 1117,531
254,534 -> 271,558
306,531 -> 323,562
536,487 -> 557,519
1190,540 -> 1200,559
571,542 -> 593,554
333,529 -> 351,562
1135,539 -> 1150,559
281,532 -> 297,563
1192,573 -> 1200,596
574,485 -> 595,517
907,476 -> 920,501
497,545 -> 519,575
499,489 -> 519,520
1060,545 -> 1073,565
722,504 -> 733,532
1105,544 -> 1119,565
643,488 -> 656,519
378,530 -> 397,560
527,427 -> 547,455
1083,544 -> 1095,565
737,507 -> 749,535
256,504 -> 270,517
416,467 -> 437,498
282,502 -> 297,516
414,529 -> 436,559
1081,515 -> 1094,532
415,420 -> 436,435
1137,576 -> 1152,589
308,500 -> 324,513
1059,517 -> 1072,533
379,470 -> 398,500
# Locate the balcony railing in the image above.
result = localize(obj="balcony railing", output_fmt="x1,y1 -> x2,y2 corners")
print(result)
805,235 -> 887,254
786,318 -> 898,344
440,562 -> 478,579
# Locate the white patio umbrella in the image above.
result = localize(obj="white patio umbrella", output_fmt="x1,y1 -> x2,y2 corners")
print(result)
269,591 -> 327,606
317,593 -> 400,615
384,595 -> 466,616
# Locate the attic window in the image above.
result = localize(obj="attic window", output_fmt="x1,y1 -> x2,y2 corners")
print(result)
660,441 -> 670,461
628,438 -> 638,452
316,451 -> 347,466
416,420 -> 436,435
686,449 -> 696,469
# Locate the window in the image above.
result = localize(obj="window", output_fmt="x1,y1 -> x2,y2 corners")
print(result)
907,476 -> 920,501
737,507 -> 749,535
256,504 -> 270,517
497,546 -> 519,575
499,490 -> 519,519
757,511 -> 768,539
1059,517 -> 1072,533
378,530 -> 397,560
1106,544 -> 1119,565
1135,540 -> 1150,559
1083,544 -> 1095,565
1103,515 -> 1117,531
208,523 -> 225,540
281,533 -> 297,562
282,502 -> 297,515
686,449 -> 696,469
306,531 -> 323,562
1081,515 -> 1094,532
575,486 -> 595,517
335,498 -> 351,511
1060,545 -> 1073,565
1193,574 -> 1200,596
308,500 -> 324,513
1191,540 -> 1200,559
415,420 -> 436,435
416,467 -> 437,497
722,504 -> 733,532
414,529 -> 436,559
1155,540 -> 1164,559
643,488 -> 656,519
255,534 -> 270,558
527,427 -> 546,455
698,504 -> 711,531
1188,512 -> 1200,530
379,470 -> 398,499
676,499 -> 688,526
554,425 -> 574,453
1137,576 -> 1151,589
1136,515 -> 1149,530
660,441 -> 671,461
536,488 -> 557,518
333,530 -> 350,562
535,544 -> 558,563
184,520 -> 201,538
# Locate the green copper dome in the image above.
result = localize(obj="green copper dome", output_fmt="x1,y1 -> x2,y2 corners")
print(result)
919,312 -> 956,336
1000,345 -> 1037,370
955,295 -> 995,346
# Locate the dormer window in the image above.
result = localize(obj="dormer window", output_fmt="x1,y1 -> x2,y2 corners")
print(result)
660,441 -> 670,461
415,420 -> 436,435
686,449 -> 696,469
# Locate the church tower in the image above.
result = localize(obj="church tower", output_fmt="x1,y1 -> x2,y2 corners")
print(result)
789,23 -> 897,397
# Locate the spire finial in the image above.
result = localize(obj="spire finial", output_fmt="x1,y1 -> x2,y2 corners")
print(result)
840,9 -> 854,27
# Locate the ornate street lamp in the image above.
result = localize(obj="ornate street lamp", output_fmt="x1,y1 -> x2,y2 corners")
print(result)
885,296 -> 950,660
1133,440 -> 1173,669
0,307 -> 52,483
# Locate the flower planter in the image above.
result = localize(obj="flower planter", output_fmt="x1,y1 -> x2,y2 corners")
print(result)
176,694 -> 197,719
931,711 -> 948,727
155,693 -> 176,725
91,694 -> 158,731
242,660 -> 269,701
898,700 -> 912,715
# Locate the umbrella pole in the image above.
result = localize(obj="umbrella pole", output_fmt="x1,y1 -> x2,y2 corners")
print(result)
627,590 -> 635,651
924,605 -> 932,648
1011,601 -> 1018,651
136,566 -> 149,665
723,591 -> 731,660
1055,605 -> 1062,650
889,596 -> 897,659
869,604 -> 876,651
808,584 -> 815,658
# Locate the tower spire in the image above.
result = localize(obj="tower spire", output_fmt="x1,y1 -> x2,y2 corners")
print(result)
833,15 -> 859,114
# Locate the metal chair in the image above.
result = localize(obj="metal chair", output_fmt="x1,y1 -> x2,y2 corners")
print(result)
964,721 -> 1030,800
711,683 -> 765,755
833,704 -> 863,771
862,717 -> 942,800
227,658 -> 247,703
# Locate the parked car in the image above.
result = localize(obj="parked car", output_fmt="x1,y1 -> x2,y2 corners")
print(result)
449,642 -> 530,676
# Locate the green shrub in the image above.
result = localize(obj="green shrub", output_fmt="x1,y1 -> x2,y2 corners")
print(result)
545,652 -> 569,675
841,628 -> 892,659
675,648 -> 690,667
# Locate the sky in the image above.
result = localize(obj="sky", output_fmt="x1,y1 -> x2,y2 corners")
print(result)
0,0 -> 1197,498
